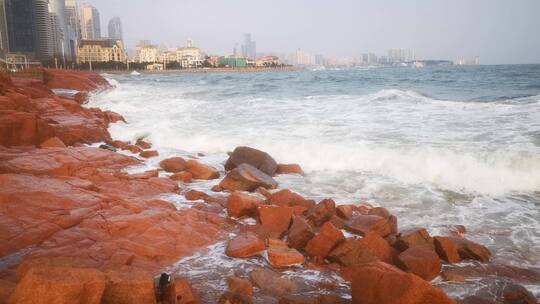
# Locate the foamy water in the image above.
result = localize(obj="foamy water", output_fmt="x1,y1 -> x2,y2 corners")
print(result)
91,66 -> 540,298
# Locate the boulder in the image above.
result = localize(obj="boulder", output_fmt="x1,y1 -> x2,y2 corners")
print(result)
267,189 -> 315,209
219,164 -> 278,192
170,171 -> 193,183
139,150 -> 159,158
40,137 -> 67,148
450,237 -> 491,262
267,239 -> 305,268
162,278 -> 199,304
393,228 -> 433,252
160,157 -> 187,173
368,207 -> 390,219
225,233 -> 266,258
227,192 -> 262,218
219,291 -> 253,304
185,190 -> 209,201
305,222 -> 345,258
102,267 -> 156,304
225,146 -> 278,176
257,205 -> 294,236
135,138 -> 152,149
433,236 -> 461,264
502,284 -> 537,304
287,216 -> 315,249
336,205 -> 354,220
328,232 -> 396,266
350,262 -> 454,304
396,246 -> 442,281
276,163 -> 304,176
8,266 -> 106,304
306,199 -> 336,227
347,215 -> 392,237
226,276 -> 253,296
250,268 -> 297,297
185,159 -> 220,180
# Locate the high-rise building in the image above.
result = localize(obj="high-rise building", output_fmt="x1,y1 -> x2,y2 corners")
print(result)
80,4 -> 100,39
33,0 -> 54,59
107,16 -> 122,41
0,0 -> 9,57
49,0 -> 71,60
65,0 -> 80,61
241,33 -> 256,59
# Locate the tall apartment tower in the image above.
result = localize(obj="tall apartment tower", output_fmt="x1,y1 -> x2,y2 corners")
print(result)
241,33 -> 256,59
0,0 -> 9,56
80,4 -> 100,39
34,0 -> 53,59
107,16 -> 122,41
65,0 -> 80,61
48,0 -> 71,60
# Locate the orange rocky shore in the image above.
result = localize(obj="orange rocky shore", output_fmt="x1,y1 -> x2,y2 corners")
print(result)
0,69 -> 537,304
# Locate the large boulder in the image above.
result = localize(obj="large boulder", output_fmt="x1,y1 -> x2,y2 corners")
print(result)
287,216 -> 315,249
393,228 -> 434,252
257,205 -> 294,237
266,189 -> 315,209
347,215 -> 392,237
396,246 -> 441,281
328,232 -> 396,266
227,192 -> 263,218
350,262 -> 455,304
102,267 -> 156,304
267,239 -> 305,268
305,222 -> 345,258
250,268 -> 297,297
225,146 -> 278,176
306,199 -> 336,227
225,232 -> 266,258
226,276 -> 253,296
159,157 -> 187,173
219,164 -> 278,192
185,159 -> 219,180
449,237 -> 491,262
433,236 -> 461,264
276,163 -> 304,176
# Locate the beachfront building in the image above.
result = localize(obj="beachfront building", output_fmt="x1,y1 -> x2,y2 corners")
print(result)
136,45 -> 160,63
160,40 -> 203,68
288,49 -> 316,66
77,39 -> 125,63
255,55 -> 279,67
218,57 -> 247,68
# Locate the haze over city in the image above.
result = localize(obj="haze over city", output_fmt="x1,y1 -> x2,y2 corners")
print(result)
81,0 -> 540,64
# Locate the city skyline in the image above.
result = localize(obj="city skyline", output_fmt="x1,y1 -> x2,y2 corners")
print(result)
78,0 -> 540,65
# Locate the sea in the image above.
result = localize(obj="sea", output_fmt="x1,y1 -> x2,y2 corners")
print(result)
89,64 -> 540,301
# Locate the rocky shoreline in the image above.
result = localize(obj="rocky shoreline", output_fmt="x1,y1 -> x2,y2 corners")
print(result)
0,70 -> 537,303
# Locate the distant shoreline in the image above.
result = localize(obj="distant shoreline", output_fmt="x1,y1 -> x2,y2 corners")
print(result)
95,66 -> 302,75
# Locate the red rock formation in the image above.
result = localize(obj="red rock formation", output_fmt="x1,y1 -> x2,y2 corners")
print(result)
305,222 -> 345,258
347,214 -> 392,237
160,157 -> 187,172
306,198 -> 336,227
396,246 -> 442,281
434,236 -> 461,264
328,233 -> 396,266
219,163 -> 278,192
257,205 -> 294,236
225,146 -> 278,176
225,232 -> 266,258
227,191 -> 263,218
185,159 -> 220,180
287,216 -> 315,250
393,228 -> 434,252
276,163 -> 304,176
267,239 -> 305,268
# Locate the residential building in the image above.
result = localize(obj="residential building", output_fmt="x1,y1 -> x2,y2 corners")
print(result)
137,45 -> 160,63
255,55 -> 279,67
241,33 -> 256,59
65,0 -> 80,61
49,0 -> 71,60
218,57 -> 247,68
77,38 -> 125,63
80,4 -> 100,39
388,48 -> 415,63
108,17 -> 122,41
288,49 -> 315,66
161,40 -> 203,68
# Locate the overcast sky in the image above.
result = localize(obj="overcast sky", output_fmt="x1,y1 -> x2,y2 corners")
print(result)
83,0 -> 540,64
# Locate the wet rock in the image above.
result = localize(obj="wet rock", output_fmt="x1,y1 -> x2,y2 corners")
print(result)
170,171 -> 193,183
258,205 -> 294,236
135,138 -> 152,149
458,296 -> 497,304
434,236 -> 461,264
185,189 -> 209,201
185,159 -> 220,180
276,163 -> 304,176
350,262 -> 454,304
226,276 -> 253,296
139,150 -> 159,158
278,295 -> 318,304
305,222 -> 345,258
226,232 -> 266,258
287,216 -> 315,249
99,143 -> 117,152
225,146 -> 278,176
347,214 -> 392,237
441,271 -> 466,282
40,136 -> 66,148
267,239 -> 305,268
104,111 -> 126,124
163,278 -> 199,304
450,237 -> 491,262
160,157 -> 187,173
396,245 -> 442,281
393,228 -> 434,252
336,205 -> 354,220
368,207 -> 390,219
388,215 -> 398,235
328,232 -> 396,266
8,266 -> 106,304
0,280 -> 15,303
102,267 -> 156,304
219,164 -> 278,192
227,192 -> 263,218
306,199 -> 336,227
126,144 -> 142,154
502,284 -> 537,304
267,189 -> 315,209
250,268 -> 297,297
220,291 -> 253,304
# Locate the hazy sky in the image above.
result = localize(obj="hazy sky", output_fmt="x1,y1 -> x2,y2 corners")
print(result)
84,0 -> 540,64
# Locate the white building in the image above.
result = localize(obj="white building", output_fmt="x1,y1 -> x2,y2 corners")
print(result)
137,45 -> 160,63
80,4 -> 100,39
161,40 -> 203,68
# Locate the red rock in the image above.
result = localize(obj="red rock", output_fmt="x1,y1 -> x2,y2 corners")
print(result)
226,276 -> 253,296
267,189 -> 314,209
279,295 -> 318,304
160,157 -> 187,173
135,138 -> 152,149
219,291 -> 252,304
388,215 -> 398,234
258,205 -> 294,236
43,68 -> 110,91
170,171 -> 193,183
185,159 -> 219,180
139,150 -> 159,158
276,163 -> 304,176
185,190 -> 209,201
104,111 -> 126,124
125,144 -> 142,154
8,266 -> 106,304
396,245 -> 442,281
502,284 -> 537,304
306,199 -> 336,227
328,233 -> 396,266
434,236 -> 461,264
449,237 -> 491,262
219,164 -> 278,192
102,267 -> 156,304
163,278 -> 199,304
393,228 -> 434,252
440,271 -> 466,282
40,137 -> 66,148
250,268 -> 297,297
368,207 -> 390,219
305,222 -> 345,258
350,262 -> 454,304
267,239 -> 305,268
336,205 -> 353,220
287,216 -> 315,249
225,232 -> 266,258
347,215 -> 392,237
227,192 -> 263,218
225,146 -> 278,176
204,195 -> 229,207
211,185 -> 223,192
0,280 -> 15,302
255,187 -> 272,198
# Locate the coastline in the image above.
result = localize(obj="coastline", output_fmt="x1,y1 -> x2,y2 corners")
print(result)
88,66 -> 301,75
0,69 -> 537,303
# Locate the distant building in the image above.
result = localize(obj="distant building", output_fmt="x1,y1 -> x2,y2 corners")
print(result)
233,43 -> 241,57
288,49 -> 315,66
108,17 -> 122,41
80,4 -> 100,39
255,55 -> 279,67
49,0 -> 71,61
65,0 -> 79,61
137,45 -> 160,63
77,38 -> 125,63
241,33 -> 256,59
218,56 -> 247,68
388,48 -> 415,63
161,40 -> 203,68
